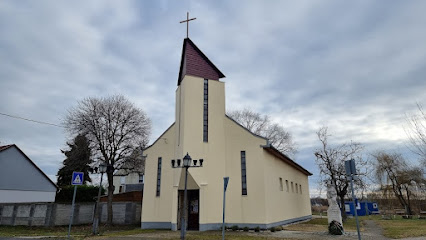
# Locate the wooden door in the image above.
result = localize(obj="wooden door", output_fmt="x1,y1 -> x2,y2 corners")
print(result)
187,190 -> 199,230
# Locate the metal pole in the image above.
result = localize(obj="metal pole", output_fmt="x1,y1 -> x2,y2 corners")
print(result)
222,181 -> 227,240
92,173 -> 104,235
68,185 -> 78,239
350,176 -> 361,240
181,167 -> 189,240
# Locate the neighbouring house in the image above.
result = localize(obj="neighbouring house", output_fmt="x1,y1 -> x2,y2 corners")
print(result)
112,158 -> 144,194
0,144 -> 57,203
141,38 -> 312,231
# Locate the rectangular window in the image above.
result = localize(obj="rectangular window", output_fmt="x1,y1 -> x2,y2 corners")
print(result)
295,183 -> 298,193
299,185 -> 302,194
139,174 -> 144,183
203,79 -> 208,142
291,182 -> 294,193
156,157 -> 162,196
286,180 -> 289,192
120,176 -> 126,184
279,178 -> 283,191
241,151 -> 247,195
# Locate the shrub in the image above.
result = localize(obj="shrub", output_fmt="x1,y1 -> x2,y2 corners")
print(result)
231,225 -> 239,231
243,227 -> 249,232
254,226 -> 260,232
328,220 -> 344,235
55,185 -> 105,203
270,227 -> 276,232
275,226 -> 283,231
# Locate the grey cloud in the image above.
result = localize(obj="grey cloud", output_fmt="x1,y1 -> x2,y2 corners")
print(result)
1,1 -> 426,195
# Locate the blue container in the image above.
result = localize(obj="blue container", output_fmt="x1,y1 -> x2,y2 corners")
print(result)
344,201 -> 379,216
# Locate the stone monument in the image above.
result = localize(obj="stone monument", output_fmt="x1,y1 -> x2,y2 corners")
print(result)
327,184 -> 343,225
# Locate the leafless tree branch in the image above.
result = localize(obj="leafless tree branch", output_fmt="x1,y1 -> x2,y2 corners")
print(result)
64,94 -> 151,224
313,126 -> 366,221
228,108 -> 297,157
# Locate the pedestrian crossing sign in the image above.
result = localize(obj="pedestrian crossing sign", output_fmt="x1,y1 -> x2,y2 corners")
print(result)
71,172 -> 84,185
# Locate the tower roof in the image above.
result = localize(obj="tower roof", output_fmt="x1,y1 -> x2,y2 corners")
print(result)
178,38 -> 225,85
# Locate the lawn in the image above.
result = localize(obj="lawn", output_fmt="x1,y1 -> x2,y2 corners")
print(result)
184,232 -> 292,240
374,216 -> 426,239
1,216 -> 424,239
284,215 -> 426,239
0,224 -> 147,239
283,217 -> 363,232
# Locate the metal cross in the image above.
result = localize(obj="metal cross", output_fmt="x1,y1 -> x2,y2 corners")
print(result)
180,12 -> 196,38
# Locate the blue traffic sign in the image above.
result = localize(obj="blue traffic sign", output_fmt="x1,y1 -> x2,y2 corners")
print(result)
71,172 -> 84,185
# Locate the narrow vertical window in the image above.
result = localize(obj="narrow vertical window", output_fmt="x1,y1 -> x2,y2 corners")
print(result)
241,151 -> 247,195
279,178 -> 283,191
203,79 -> 208,142
286,180 -> 289,192
300,185 -> 302,194
296,183 -> 299,193
156,157 -> 162,196
291,182 -> 294,193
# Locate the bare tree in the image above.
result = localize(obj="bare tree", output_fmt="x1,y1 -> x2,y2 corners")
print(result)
64,95 -> 151,225
314,126 -> 365,221
227,108 -> 297,157
405,103 -> 426,166
372,151 -> 424,215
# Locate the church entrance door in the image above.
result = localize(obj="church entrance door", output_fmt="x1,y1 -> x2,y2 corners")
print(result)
178,189 -> 199,230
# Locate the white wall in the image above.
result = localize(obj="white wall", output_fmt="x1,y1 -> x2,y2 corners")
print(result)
0,190 -> 55,203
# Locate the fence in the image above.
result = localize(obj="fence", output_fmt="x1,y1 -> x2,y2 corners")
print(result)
0,202 -> 141,226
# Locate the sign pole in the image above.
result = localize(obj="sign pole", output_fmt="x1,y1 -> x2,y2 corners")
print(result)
345,159 -> 361,240
69,172 -> 84,239
68,185 -> 77,239
350,177 -> 361,240
222,177 -> 229,240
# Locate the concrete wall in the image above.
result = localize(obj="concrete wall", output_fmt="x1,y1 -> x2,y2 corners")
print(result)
223,116 -> 268,225
263,150 -> 312,224
0,202 -> 141,226
141,123 -> 176,227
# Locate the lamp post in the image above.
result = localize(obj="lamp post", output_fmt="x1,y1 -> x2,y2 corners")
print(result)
92,163 -> 107,235
171,153 -> 204,240
345,159 -> 361,240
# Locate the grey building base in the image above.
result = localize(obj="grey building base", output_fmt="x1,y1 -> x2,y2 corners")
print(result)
141,221 -> 172,229
200,215 -> 312,231
141,215 -> 312,231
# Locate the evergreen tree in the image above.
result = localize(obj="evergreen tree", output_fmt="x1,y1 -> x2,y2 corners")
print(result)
57,134 -> 93,186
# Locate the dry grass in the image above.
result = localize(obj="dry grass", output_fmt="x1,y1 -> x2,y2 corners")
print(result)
0,224 -> 146,239
375,217 -> 426,239
282,217 -> 364,232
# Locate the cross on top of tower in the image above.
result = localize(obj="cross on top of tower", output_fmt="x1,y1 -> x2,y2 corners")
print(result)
180,12 -> 196,38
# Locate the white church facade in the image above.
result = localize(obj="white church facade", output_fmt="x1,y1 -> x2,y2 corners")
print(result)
141,38 -> 312,231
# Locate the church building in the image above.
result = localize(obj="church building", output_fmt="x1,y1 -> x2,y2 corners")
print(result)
141,37 -> 312,231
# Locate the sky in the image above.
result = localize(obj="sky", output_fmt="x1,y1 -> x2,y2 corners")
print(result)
1,0 -> 425,197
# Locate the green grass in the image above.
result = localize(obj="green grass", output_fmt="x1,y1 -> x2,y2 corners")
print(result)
283,216 -> 365,232
374,216 -> 426,239
2,216 -> 424,239
0,224 -> 146,239
183,231 -> 293,240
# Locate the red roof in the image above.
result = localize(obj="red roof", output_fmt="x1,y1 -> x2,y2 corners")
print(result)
178,38 -> 225,85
